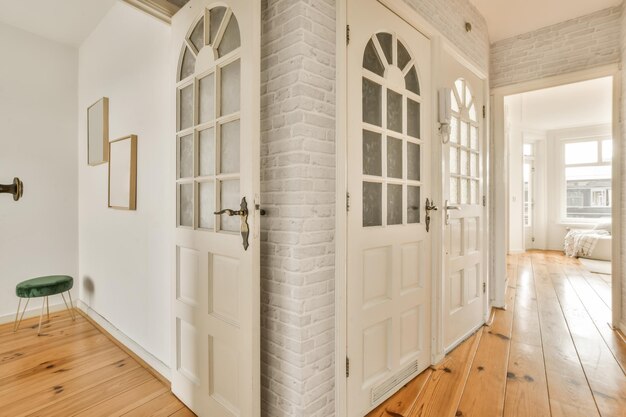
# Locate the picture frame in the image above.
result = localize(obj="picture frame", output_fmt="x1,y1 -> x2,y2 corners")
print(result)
108,135 -> 138,210
87,97 -> 110,166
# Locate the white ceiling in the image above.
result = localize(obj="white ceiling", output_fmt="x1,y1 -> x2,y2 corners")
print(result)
0,0 -> 117,46
510,77 -> 613,132
469,0 -> 622,42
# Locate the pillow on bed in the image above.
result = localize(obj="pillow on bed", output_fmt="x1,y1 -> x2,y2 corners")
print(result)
594,221 -> 612,234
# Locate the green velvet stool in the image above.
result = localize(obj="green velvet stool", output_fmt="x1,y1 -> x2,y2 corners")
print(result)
14,275 -> 76,335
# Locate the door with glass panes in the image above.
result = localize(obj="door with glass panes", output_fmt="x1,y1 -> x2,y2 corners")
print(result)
171,1 -> 260,416
441,50 -> 486,351
346,0 -> 432,414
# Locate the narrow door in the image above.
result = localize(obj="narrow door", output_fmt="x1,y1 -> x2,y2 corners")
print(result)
523,146 -> 535,249
171,1 -> 260,416
441,51 -> 486,351
346,0 -> 432,414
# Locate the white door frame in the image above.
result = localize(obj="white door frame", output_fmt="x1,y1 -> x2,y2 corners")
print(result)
335,0 -> 490,414
490,65 -> 623,330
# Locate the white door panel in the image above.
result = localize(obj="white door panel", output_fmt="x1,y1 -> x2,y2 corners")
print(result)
347,0 -> 432,414
441,51 -> 486,351
171,1 -> 260,415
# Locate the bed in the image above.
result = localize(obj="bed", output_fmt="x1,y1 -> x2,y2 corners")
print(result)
564,221 -> 612,261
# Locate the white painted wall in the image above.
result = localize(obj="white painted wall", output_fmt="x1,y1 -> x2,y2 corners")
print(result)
77,2 -> 171,369
505,95 -> 524,253
0,22 -> 78,321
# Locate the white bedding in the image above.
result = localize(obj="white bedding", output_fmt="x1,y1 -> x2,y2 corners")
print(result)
564,229 -> 611,259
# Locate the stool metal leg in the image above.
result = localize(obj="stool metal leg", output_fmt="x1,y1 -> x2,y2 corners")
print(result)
13,298 -> 30,332
68,291 -> 76,321
46,296 -> 50,320
61,292 -> 75,321
37,298 -> 46,336
13,298 -> 22,332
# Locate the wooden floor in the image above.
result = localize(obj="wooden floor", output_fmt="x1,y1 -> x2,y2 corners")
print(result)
0,309 -> 195,416
368,251 -> 626,417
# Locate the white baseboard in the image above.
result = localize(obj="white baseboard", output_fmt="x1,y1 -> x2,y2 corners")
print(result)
76,300 -> 171,381
0,300 -> 70,325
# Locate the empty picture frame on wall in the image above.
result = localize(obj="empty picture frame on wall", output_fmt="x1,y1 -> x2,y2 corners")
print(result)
108,135 -> 137,210
87,97 -> 110,165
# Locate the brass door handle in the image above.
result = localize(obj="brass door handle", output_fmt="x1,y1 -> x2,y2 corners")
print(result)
214,197 -> 250,250
0,177 -> 23,201
425,198 -> 437,232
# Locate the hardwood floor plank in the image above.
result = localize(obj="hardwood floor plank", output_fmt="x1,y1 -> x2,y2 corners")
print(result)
503,341 -> 551,417
455,288 -> 515,417
73,378 -> 168,417
169,408 -> 197,417
23,366 -> 153,417
409,328 -> 483,417
1,333 -> 115,379
0,308 -> 194,417
548,264 -> 626,417
503,251 -> 551,417
531,253 -> 600,417
0,345 -> 124,404
564,270 -> 626,373
121,391 -> 187,417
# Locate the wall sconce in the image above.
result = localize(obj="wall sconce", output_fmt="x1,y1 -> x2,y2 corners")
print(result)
438,88 -> 452,144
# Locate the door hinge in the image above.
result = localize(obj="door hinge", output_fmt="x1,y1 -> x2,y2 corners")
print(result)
482,195 -> 486,207
532,237 -> 536,243
483,282 -> 486,293
346,356 -> 350,377
482,105 -> 486,118
346,192 -> 351,212
346,25 -> 350,45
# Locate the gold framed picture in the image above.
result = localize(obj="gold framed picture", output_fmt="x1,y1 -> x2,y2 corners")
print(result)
108,135 -> 138,210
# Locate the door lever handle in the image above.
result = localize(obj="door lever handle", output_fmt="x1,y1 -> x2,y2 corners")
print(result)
214,197 -> 250,250
425,198 -> 438,232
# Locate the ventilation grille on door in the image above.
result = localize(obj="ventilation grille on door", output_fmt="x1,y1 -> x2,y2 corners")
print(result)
371,359 -> 420,405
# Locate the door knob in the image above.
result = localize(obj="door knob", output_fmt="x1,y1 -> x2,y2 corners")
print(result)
425,198 -> 438,232
214,197 -> 250,250
0,177 -> 23,201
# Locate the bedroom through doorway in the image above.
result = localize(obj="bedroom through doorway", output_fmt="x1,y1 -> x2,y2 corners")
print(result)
503,75 -> 616,317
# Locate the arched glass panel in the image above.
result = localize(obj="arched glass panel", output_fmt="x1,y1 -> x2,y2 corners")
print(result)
449,78 -> 480,205
176,6 -> 242,232
360,32 -> 423,227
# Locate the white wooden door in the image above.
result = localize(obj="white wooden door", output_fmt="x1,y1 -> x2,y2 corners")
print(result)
441,51 -> 485,351
523,154 -> 535,249
171,1 -> 260,416
347,1 -> 432,414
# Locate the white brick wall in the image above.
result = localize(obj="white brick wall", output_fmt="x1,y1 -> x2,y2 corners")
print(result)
402,0 -> 490,73
490,6 -> 622,88
260,0 -> 336,415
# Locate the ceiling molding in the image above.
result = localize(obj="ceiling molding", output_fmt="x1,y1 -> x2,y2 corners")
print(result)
122,0 -> 181,24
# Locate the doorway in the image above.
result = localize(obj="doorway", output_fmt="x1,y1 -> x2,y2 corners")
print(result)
492,69 -> 621,326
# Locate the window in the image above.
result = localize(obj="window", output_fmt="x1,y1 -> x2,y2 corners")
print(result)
523,159 -> 532,227
562,137 -> 611,220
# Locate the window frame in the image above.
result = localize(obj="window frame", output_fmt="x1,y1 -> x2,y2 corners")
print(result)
559,135 -> 612,223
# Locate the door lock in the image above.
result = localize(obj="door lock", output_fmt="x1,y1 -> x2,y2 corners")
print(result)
215,197 -> 250,250
425,198 -> 438,232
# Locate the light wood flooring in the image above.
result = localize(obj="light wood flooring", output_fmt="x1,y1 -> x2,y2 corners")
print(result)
0,309 -> 194,416
368,251 -> 626,417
